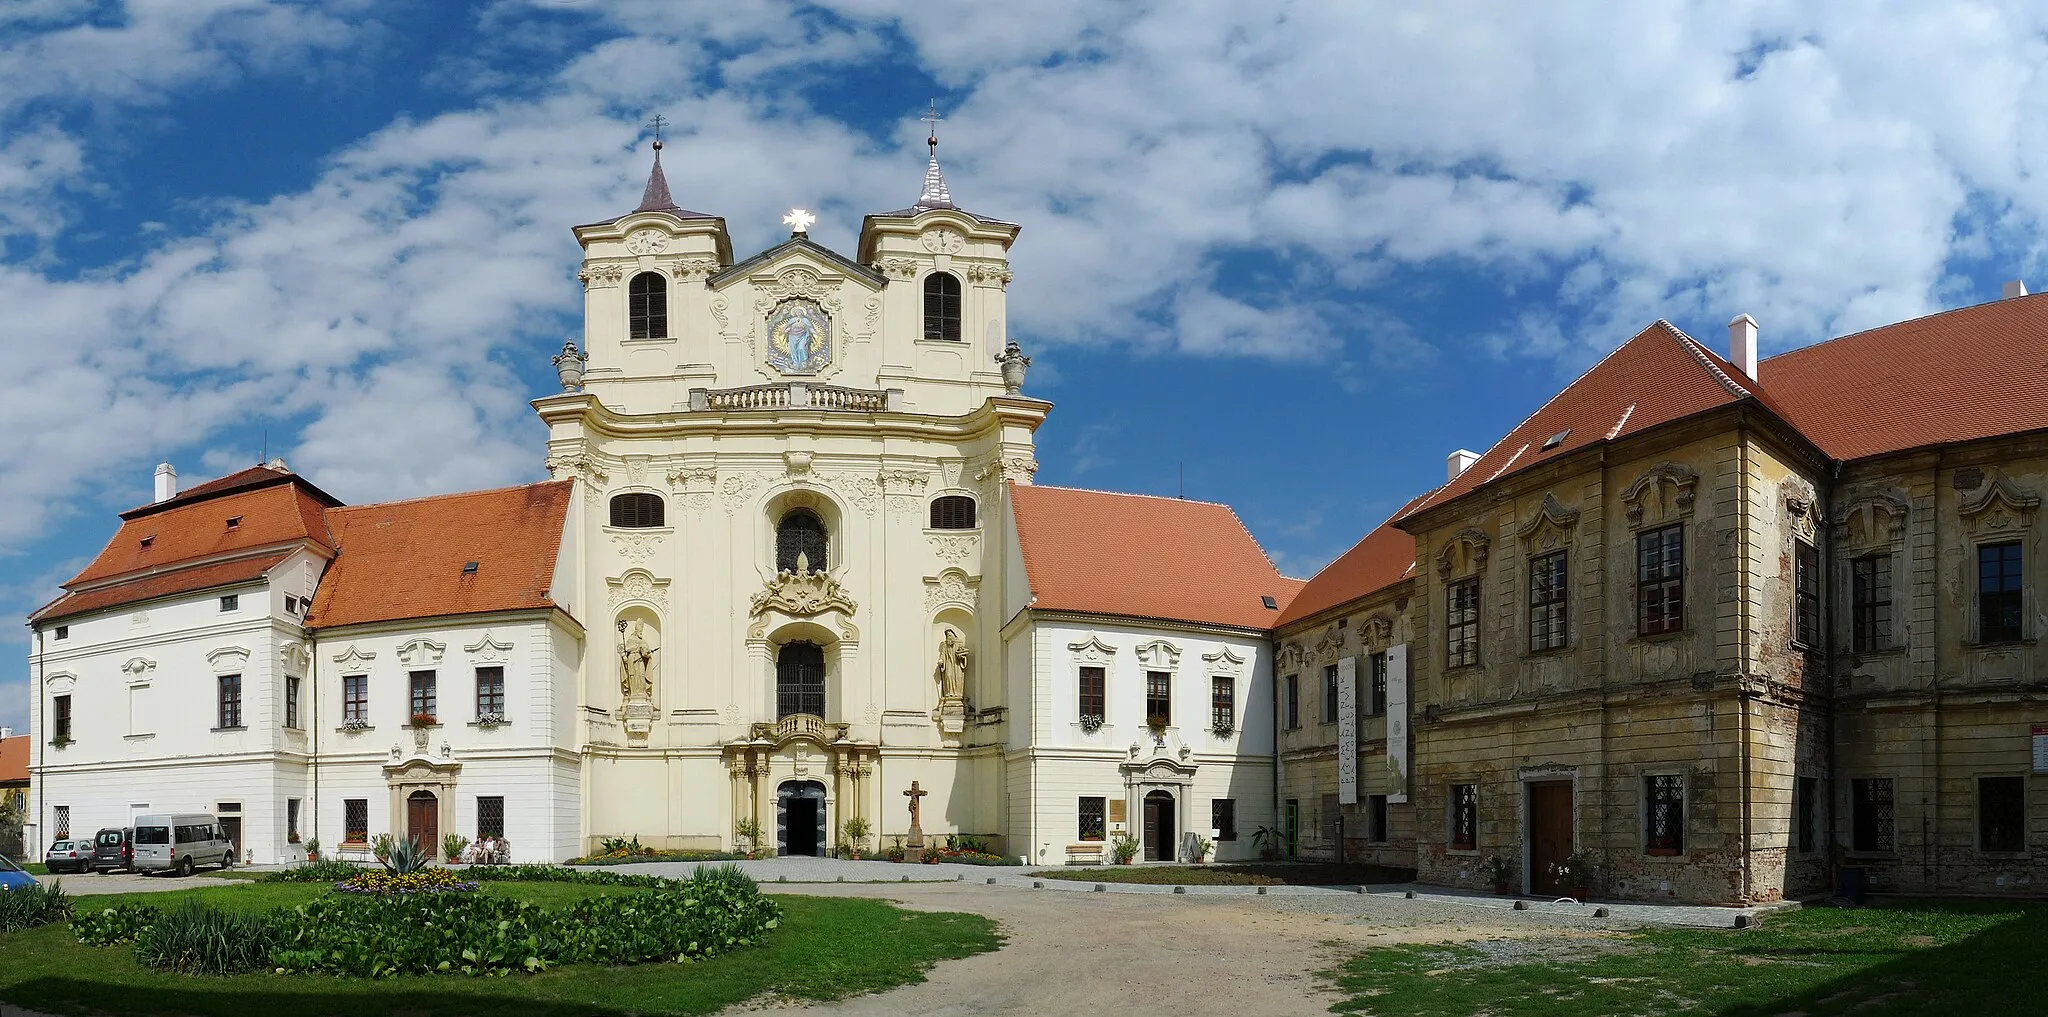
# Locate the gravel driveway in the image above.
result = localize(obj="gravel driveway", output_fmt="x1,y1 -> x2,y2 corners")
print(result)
34,870 -> 244,896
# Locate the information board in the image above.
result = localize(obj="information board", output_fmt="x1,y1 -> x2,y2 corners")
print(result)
1386,643 -> 1410,804
1337,655 -> 1358,805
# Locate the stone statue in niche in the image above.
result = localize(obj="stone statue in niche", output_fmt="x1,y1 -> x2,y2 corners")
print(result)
617,620 -> 656,700
933,627 -> 969,703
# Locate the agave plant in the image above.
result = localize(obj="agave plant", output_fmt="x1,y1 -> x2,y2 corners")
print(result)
380,834 -> 429,875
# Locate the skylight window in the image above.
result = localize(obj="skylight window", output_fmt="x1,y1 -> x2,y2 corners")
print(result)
1542,428 -> 1571,451
462,561 -> 480,575
1261,595 -> 1278,610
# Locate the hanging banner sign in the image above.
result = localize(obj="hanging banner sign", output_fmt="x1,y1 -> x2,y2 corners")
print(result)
1386,643 -> 1410,804
2032,725 -> 2048,774
1337,655 -> 1358,805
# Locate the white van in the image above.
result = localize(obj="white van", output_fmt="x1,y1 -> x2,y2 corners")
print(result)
131,814 -> 234,876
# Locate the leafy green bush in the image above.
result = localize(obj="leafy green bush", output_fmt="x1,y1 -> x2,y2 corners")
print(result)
133,901 -> 278,975
72,901 -> 161,946
261,859 -> 364,883
466,864 -> 684,890
0,879 -> 70,932
442,833 -> 470,862
273,892 -> 553,977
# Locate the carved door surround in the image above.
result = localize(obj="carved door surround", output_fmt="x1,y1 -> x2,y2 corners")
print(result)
722,732 -> 875,855
383,756 -> 459,853
1119,752 -> 1196,863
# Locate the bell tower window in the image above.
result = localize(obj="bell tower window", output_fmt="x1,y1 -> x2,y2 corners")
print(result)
776,510 -> 828,574
929,495 -> 976,530
922,272 -> 961,341
629,271 -> 667,339
609,493 -> 665,528
776,641 -> 826,719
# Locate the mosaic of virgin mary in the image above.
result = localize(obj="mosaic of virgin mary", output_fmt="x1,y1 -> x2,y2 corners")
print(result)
767,299 -> 831,374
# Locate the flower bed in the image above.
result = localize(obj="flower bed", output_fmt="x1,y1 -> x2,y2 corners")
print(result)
567,848 -> 747,866
881,845 -> 1009,866
334,868 -> 478,895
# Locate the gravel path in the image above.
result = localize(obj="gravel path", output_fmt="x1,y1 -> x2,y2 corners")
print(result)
32,869 -> 247,896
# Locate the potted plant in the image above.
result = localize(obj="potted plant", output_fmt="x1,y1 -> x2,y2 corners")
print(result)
304,837 -> 320,863
1111,833 -> 1140,865
1251,824 -> 1284,861
371,832 -> 395,865
1191,834 -> 1214,864
1484,853 -> 1512,894
1562,849 -> 1599,899
443,833 -> 471,863
1145,715 -> 1169,737
841,815 -> 871,860
735,818 -> 764,859
409,711 -> 437,729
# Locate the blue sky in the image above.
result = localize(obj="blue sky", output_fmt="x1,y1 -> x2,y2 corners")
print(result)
5,0 -> 2048,732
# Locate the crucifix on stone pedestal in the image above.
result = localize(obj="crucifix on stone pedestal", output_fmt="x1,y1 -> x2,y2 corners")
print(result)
903,780 -> 929,863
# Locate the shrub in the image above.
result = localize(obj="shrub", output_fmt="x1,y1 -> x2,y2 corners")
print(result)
261,860 -> 364,883
382,835 -> 430,875
466,864 -> 684,890
442,833 -> 470,862
335,867 -> 478,895
0,879 -> 71,932
1110,834 -> 1140,865
566,848 -> 745,866
72,901 -> 161,946
133,901 -> 277,975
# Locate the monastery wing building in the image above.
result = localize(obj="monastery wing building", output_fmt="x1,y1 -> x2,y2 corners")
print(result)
22,138 -> 1297,867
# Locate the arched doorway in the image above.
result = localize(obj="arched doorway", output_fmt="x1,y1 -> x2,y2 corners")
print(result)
406,790 -> 439,859
1143,790 -> 1176,862
777,780 -> 827,857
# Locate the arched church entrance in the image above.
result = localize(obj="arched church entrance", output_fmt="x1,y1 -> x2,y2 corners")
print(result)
1143,790 -> 1175,862
407,790 -> 439,859
777,780 -> 828,857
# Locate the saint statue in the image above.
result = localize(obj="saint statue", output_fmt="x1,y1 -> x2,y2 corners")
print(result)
933,627 -> 969,702
618,620 -> 656,700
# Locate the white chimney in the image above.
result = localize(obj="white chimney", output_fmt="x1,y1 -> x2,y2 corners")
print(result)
0,726 -> 12,739
2002,280 -> 2029,300
1728,313 -> 1759,379
153,462 -> 177,503
1447,449 -> 1479,482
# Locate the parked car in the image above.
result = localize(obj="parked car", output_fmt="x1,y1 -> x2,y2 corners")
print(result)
91,827 -> 134,873
131,814 -> 233,876
0,854 -> 35,892
43,839 -> 92,874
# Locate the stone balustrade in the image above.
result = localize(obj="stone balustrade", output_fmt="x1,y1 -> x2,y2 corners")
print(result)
691,383 -> 901,412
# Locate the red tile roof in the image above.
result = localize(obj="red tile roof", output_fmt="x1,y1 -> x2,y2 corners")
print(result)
1010,484 -> 1302,630
67,480 -> 336,589
32,552 -> 294,623
0,735 -> 28,786
307,481 -> 574,630
1759,291 -> 2048,461
1274,499 -> 1427,627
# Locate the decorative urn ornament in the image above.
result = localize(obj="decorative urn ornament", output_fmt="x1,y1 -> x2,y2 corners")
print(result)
995,338 -> 1031,394
552,341 -> 587,391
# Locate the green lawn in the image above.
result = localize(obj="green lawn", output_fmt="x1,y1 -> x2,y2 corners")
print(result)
1034,862 -> 1415,886
0,881 -> 1003,1017
1330,900 -> 2042,1016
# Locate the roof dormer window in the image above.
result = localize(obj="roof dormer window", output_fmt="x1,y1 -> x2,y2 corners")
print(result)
226,516 -> 242,530
139,536 -> 155,549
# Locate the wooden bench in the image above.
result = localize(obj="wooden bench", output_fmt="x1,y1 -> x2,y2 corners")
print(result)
333,843 -> 375,864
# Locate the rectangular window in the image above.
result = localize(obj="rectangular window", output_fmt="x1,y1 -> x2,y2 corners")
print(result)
52,693 -> 72,741
219,594 -> 238,612
217,674 -> 242,729
1794,540 -> 1820,648
53,805 -> 70,839
1449,783 -> 1478,851
1368,652 -> 1388,716
1368,794 -> 1389,842
52,625 -> 67,640
1979,776 -> 2026,853
475,666 -> 506,718
1211,677 -> 1235,733
1212,799 -> 1236,841
1446,577 -> 1480,667
1852,777 -> 1896,853
1529,550 -> 1568,652
1078,796 -> 1105,841
1852,555 -> 1893,652
1145,671 -> 1171,727
478,796 -> 505,840
1979,542 -> 2024,642
1321,664 -> 1339,723
287,799 -> 301,843
343,799 -> 369,843
285,676 -> 301,729
284,595 -> 298,615
1795,776 -> 1819,854
342,675 -> 368,724
409,671 -> 437,724
1077,666 -> 1105,722
1637,524 -> 1685,636
1283,675 -> 1299,730
1645,775 -> 1685,855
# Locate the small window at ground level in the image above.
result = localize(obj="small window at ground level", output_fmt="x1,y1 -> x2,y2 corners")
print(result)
53,805 -> 70,839
343,799 -> 369,843
609,492 -> 666,528
928,495 -> 976,529
1078,796 -> 1105,841
287,799 -> 301,843
478,796 -> 506,840
1645,775 -> 1684,855
1368,794 -> 1389,842
1212,799 -> 1236,841
1795,776 -> 1819,854
1979,776 -> 2026,853
1852,777 -> 1895,853
1450,783 -> 1478,851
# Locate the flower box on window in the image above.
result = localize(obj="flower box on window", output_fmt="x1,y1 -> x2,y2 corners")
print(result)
1210,721 -> 1236,738
1078,714 -> 1105,734
409,712 -> 438,729
476,712 -> 508,727
341,718 -> 371,732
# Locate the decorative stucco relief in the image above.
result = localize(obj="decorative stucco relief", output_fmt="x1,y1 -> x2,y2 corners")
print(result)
464,630 -> 514,665
924,569 -> 979,612
660,256 -> 720,280
578,262 -> 624,289
1960,473 -> 2040,535
1435,528 -> 1492,578
1202,645 -> 1247,678
1622,462 -> 1698,528
396,638 -> 446,668
608,569 -> 671,610
1135,639 -> 1182,669
930,534 -> 977,564
1361,612 -> 1396,649
747,570 -> 859,639
1068,633 -> 1118,666
964,262 -> 1013,288
1836,491 -> 1910,549
612,532 -> 663,565
873,257 -> 920,280
1516,493 -> 1582,551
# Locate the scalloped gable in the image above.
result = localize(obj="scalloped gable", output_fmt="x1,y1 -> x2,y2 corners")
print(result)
1009,484 -> 1302,630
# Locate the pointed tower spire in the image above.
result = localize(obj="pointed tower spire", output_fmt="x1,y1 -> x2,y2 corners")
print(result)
913,100 -> 954,212
634,114 -> 678,213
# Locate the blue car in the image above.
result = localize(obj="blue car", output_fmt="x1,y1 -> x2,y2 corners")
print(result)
0,854 -> 35,892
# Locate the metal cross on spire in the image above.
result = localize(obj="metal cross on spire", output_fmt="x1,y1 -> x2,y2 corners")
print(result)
913,100 -> 954,211
920,100 -> 943,155
646,113 -> 669,150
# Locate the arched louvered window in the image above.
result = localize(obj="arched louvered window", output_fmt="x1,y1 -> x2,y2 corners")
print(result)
922,271 -> 961,341
777,641 -> 827,719
629,271 -> 667,339
609,492 -> 665,528
776,510 -> 828,574
929,495 -> 976,530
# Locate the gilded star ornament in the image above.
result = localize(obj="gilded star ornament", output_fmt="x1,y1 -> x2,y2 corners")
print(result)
783,208 -> 816,235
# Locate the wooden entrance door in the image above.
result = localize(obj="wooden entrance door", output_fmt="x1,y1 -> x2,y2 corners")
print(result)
406,791 -> 439,859
1143,791 -> 1175,861
1527,781 -> 1574,897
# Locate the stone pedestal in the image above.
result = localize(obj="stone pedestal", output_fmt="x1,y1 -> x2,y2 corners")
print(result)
937,699 -> 967,736
622,697 -> 656,746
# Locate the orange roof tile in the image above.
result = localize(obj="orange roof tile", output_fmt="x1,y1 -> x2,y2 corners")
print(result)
1399,321 -> 1748,524
308,481 -> 573,630
1758,291 -> 2048,461
70,475 -> 336,588
1274,498 -> 1427,627
1010,484 -> 1302,630
0,735 -> 28,785
32,552 -> 294,623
